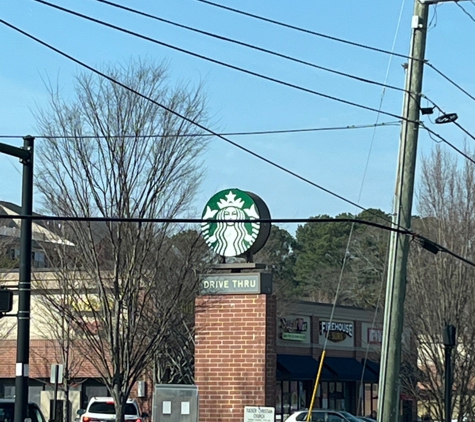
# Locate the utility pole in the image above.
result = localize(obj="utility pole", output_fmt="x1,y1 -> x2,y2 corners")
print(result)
378,2 -> 429,422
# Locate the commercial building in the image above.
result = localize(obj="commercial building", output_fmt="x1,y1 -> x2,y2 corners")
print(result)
275,300 -> 382,420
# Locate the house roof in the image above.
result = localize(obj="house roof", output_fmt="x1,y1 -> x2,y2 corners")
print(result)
0,201 -> 75,246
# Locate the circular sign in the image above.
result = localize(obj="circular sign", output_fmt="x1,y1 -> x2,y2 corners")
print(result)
201,189 -> 271,258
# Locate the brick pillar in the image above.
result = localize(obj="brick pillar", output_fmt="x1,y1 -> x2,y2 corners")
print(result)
195,294 -> 276,422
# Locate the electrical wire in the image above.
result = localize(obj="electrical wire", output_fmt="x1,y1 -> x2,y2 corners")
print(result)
197,0 -> 413,61
2,16 -> 473,228
425,62 -> 475,103
456,1 -> 475,22
1,213 -> 473,267
43,1 -> 465,153
2,17 -> 473,270
93,0 -> 407,95
0,121 -> 401,140
428,3 -> 439,30
196,0 -> 475,109
422,95 -> 475,144
421,124 -> 475,165
0,18 -> 380,217
32,0 -> 411,123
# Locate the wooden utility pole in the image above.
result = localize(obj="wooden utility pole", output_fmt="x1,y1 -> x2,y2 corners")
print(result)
378,2 -> 429,421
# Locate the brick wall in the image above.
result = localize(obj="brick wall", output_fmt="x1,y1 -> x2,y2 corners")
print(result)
0,339 -> 102,379
195,294 -> 276,422
0,339 -> 152,409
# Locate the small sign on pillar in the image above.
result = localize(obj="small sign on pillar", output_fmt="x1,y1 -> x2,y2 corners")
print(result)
244,406 -> 275,422
50,364 -> 63,384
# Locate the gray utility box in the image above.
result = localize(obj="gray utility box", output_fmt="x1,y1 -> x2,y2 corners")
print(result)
152,384 -> 198,422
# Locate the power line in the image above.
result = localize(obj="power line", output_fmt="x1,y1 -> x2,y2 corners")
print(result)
422,95 -> 475,144
196,0 -> 475,107
0,18 -> 378,217
425,62 -> 475,103
20,4 -> 475,173
456,1 -> 475,22
0,121 -> 401,140
0,214 -> 401,229
94,0 -> 407,95
421,124 -> 475,165
1,26 -> 472,269
33,0 -> 410,123
2,213 -> 473,267
196,0 -> 413,61
2,16 -> 472,229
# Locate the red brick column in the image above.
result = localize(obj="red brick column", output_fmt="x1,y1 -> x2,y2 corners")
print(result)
195,294 -> 276,422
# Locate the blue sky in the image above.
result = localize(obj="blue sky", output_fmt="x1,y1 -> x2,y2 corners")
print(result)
1,0 -> 474,234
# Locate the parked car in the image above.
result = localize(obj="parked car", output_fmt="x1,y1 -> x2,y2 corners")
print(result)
285,409 -> 363,422
79,397 -> 148,422
0,399 -> 47,422
358,417 -> 377,422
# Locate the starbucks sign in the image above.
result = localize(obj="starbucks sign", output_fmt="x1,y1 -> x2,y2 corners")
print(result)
201,189 -> 271,257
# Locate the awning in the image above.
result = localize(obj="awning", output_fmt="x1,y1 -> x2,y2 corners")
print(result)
323,357 -> 379,382
277,354 -> 336,381
363,360 -> 380,379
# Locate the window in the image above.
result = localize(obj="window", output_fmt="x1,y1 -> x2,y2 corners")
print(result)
296,411 -> 325,422
4,386 -> 15,399
33,251 -> 46,268
89,403 -> 138,416
327,413 -> 345,422
339,411 -> 364,422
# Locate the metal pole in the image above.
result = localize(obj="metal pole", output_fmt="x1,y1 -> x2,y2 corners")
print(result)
444,345 -> 452,422
53,365 -> 59,422
443,325 -> 456,422
14,135 -> 34,422
378,2 -> 429,422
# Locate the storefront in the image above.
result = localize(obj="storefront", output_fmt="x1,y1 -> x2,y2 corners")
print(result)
275,301 -> 382,420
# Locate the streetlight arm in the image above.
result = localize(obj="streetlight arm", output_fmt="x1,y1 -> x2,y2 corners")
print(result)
0,142 -> 31,161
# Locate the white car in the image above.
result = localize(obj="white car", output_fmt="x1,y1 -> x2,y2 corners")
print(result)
285,409 -> 363,422
79,397 -> 148,422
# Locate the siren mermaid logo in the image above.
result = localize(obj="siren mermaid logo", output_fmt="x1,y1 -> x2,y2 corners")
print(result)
201,189 -> 262,257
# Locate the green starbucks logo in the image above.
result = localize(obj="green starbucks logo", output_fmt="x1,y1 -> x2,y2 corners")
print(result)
201,189 -> 271,258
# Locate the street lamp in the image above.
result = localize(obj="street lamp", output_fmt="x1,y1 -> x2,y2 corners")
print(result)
0,135 -> 34,422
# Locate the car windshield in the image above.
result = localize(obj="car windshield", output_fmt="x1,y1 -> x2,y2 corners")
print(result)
339,412 -> 364,422
295,411 -> 325,421
89,403 -> 138,416
0,403 -> 46,422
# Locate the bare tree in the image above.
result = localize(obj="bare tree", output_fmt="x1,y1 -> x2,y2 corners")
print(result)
405,146 -> 475,421
149,228 -> 209,385
34,261 -> 88,422
34,59 -> 209,422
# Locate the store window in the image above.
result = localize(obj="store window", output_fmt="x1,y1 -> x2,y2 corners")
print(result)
299,382 -> 306,409
321,383 -> 328,409
276,382 -> 282,416
290,382 -> 298,413
283,381 -> 291,418
321,382 -> 345,411
363,383 -> 378,416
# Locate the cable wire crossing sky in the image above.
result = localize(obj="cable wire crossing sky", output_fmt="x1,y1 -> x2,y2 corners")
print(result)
0,0 -> 474,231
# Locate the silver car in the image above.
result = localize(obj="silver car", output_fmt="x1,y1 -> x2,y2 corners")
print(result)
285,409 -> 363,422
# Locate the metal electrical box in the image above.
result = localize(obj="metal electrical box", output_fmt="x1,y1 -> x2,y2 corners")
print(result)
152,384 -> 198,422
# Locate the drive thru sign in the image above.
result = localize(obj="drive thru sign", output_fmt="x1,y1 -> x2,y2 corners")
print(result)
244,406 -> 275,422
